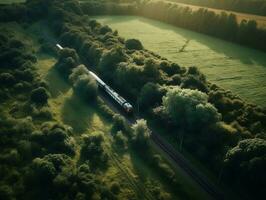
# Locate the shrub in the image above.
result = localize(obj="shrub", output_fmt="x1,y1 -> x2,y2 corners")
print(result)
114,131 -> 128,149
0,184 -> 14,200
224,138 -> 266,197
110,182 -> 120,195
163,87 -> 221,131
152,154 -> 176,184
160,62 -> 181,76
99,25 -> 112,35
69,65 -> 89,84
125,39 -> 143,50
73,74 -> 98,102
131,119 -> 151,149
111,114 -> 130,134
80,133 -> 108,168
138,82 -> 163,110
0,73 -> 16,87
30,123 -> 76,156
30,87 -> 50,104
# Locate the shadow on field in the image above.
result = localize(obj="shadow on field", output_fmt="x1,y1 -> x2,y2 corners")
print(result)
128,147 -> 190,199
45,67 -> 70,98
98,16 -> 266,67
61,94 -> 95,134
138,17 -> 266,67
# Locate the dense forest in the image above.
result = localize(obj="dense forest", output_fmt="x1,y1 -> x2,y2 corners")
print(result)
0,0 -> 266,199
81,0 -> 266,52
170,0 -> 266,16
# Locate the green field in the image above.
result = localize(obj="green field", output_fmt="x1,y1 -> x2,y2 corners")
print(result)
94,15 -> 266,108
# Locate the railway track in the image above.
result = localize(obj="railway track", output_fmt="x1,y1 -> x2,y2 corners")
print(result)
99,93 -> 224,200
151,133 -> 224,200
106,146 -> 155,200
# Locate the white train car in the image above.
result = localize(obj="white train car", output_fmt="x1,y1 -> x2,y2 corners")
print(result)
56,44 -> 133,113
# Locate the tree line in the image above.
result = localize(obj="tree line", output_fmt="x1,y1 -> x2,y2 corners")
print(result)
81,0 -> 266,52
170,0 -> 266,16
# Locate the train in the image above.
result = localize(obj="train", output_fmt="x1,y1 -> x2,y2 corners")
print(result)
89,71 -> 133,113
56,44 -> 133,114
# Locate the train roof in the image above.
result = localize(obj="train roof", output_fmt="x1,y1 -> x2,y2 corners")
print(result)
56,44 -> 63,50
89,71 -> 106,86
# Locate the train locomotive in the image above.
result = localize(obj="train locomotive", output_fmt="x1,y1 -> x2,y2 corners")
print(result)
56,43 -> 133,113
89,71 -> 133,113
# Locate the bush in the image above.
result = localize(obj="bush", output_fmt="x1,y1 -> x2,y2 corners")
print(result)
0,184 -> 14,200
160,62 -> 181,76
55,48 -> 79,77
152,154 -> 176,184
181,75 -> 208,93
224,138 -> 266,197
30,87 -> 50,105
99,25 -> 112,35
80,133 -> 108,168
69,65 -> 89,84
125,39 -> 143,50
163,87 -> 221,131
110,182 -> 120,195
31,123 -> 76,156
138,82 -> 163,110
72,74 -> 98,102
131,119 -> 151,149
114,131 -> 128,149
111,114 -> 130,134
0,73 -> 16,87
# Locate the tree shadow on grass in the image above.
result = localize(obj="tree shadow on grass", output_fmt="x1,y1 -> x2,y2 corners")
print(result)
128,146 -> 190,200
61,94 -> 96,134
45,67 -> 70,98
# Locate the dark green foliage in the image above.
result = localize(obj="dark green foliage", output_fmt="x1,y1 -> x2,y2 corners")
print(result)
143,58 -> 161,82
0,73 -> 16,87
131,119 -> 151,149
160,62 -> 181,76
0,184 -> 14,200
72,74 -> 98,102
170,0 -> 266,16
138,82 -> 164,110
110,182 -> 120,195
181,74 -> 208,93
30,123 -> 76,157
111,114 -> 130,134
0,1 -> 265,199
69,65 -> 90,84
0,4 -> 27,23
30,87 -> 50,105
152,154 -> 176,184
114,131 -> 128,149
82,0 -> 266,52
99,25 -> 112,35
138,1 -> 266,51
224,138 -> 266,197
55,47 -> 79,77
125,38 -> 143,50
99,46 -> 127,79
163,87 -> 221,130
80,133 -> 108,168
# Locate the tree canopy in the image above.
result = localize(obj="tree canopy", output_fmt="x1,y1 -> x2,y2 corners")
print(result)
163,87 -> 221,130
